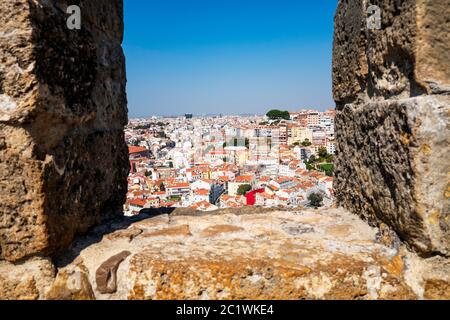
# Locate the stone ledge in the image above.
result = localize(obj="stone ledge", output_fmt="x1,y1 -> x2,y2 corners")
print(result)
2,207 -> 447,300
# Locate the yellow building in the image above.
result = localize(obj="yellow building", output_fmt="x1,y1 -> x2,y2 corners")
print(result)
288,126 -> 313,146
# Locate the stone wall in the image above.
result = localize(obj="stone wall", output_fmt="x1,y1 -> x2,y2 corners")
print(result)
0,0 -> 129,262
0,0 -> 449,300
333,0 -> 449,257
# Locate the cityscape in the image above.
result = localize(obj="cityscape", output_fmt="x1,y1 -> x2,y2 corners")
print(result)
1,0 -> 447,303
124,108 -> 336,215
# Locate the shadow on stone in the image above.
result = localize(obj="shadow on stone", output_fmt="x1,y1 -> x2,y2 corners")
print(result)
53,209 -> 173,268
53,206 -> 296,268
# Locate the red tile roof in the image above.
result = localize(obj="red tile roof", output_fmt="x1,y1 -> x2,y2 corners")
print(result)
235,175 -> 253,183
129,198 -> 146,207
167,182 -> 190,189
190,201 -> 214,210
128,146 -> 148,154
195,189 -> 209,196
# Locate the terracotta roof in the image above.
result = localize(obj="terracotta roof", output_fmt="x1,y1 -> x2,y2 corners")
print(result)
208,150 -> 226,155
167,183 -> 190,189
187,166 -> 210,173
129,198 -> 146,207
128,146 -> 148,154
235,175 -> 253,183
257,192 -> 275,199
300,182 -> 315,189
190,200 -> 215,210
276,177 -> 293,184
195,189 -> 209,196
309,171 -> 324,178
226,201 -> 244,208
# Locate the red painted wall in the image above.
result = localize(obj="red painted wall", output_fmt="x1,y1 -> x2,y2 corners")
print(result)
245,189 -> 265,206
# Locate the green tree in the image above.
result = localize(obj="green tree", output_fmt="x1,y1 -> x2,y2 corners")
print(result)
318,147 -> 328,159
266,109 -> 290,120
237,184 -> 252,196
301,139 -> 312,147
319,163 -> 334,176
133,124 -> 151,130
308,193 -> 324,208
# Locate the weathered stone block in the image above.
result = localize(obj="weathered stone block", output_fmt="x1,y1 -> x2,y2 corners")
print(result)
0,0 -> 129,262
335,96 -> 449,256
0,257 -> 56,300
333,0 -> 450,108
333,0 -> 450,257
46,263 -> 95,300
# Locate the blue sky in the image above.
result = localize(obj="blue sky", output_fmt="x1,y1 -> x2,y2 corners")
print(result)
123,0 -> 337,117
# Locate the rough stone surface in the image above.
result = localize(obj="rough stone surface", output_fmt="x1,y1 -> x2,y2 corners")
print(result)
0,0 -> 129,262
333,0 -> 450,257
0,208 -> 448,300
43,209 -> 448,300
333,0 -> 449,108
335,96 -> 450,255
46,259 -> 95,300
0,256 -> 56,300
